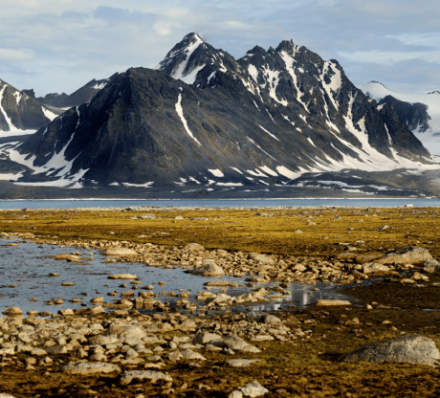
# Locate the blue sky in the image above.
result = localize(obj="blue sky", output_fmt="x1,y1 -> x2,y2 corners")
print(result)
0,0 -> 439,96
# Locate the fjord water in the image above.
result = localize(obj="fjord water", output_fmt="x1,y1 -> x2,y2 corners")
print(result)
0,198 -> 439,209
0,238 -> 351,315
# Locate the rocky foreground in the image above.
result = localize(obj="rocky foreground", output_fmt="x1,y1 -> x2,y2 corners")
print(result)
0,228 -> 440,396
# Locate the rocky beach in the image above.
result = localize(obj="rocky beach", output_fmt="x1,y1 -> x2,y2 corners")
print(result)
0,206 -> 439,397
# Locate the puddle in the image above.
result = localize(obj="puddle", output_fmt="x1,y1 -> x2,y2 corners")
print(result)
0,238 -> 355,315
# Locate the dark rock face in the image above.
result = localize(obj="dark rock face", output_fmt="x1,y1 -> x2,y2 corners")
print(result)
378,95 -> 431,132
37,78 -> 110,109
0,33 -> 432,190
0,79 -> 61,133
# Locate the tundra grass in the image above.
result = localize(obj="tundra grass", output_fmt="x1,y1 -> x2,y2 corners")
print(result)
1,207 -> 440,258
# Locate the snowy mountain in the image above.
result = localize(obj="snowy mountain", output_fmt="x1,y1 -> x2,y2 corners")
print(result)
0,79 -> 62,137
359,81 -> 440,155
27,78 -> 110,109
0,33 -> 436,195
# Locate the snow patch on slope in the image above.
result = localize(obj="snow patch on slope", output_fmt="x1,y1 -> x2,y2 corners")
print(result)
175,94 -> 201,146
42,107 -> 57,121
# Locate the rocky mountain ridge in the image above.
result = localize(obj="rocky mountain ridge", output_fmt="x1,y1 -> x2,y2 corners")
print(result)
0,33 -> 437,196
0,79 -> 62,137
31,78 -> 110,109
359,81 -> 440,156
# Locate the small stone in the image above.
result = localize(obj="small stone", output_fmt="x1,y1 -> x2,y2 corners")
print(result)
316,300 -> 351,307
108,274 -> 138,280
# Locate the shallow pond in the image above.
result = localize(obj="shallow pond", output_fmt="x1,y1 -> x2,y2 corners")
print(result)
0,238 -> 354,315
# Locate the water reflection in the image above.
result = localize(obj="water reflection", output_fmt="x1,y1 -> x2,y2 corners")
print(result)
0,238 -> 355,315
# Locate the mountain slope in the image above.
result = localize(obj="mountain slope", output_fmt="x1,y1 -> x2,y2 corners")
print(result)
0,34 -> 435,192
0,79 -> 62,137
359,82 -> 440,155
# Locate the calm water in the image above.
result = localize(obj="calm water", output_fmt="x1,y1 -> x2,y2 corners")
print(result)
0,198 -> 438,209
0,238 -> 352,315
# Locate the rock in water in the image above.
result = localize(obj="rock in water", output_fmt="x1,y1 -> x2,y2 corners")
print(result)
375,246 -> 432,265
105,248 -> 138,257
316,300 -> 351,307
2,307 -> 23,316
339,335 -> 440,367
191,263 -> 224,277
108,274 -> 138,280
61,362 -> 121,374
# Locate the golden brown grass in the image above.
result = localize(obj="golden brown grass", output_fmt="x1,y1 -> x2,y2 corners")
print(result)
1,207 -> 440,257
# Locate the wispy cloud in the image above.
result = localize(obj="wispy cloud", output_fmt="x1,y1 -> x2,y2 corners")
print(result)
0,0 -> 438,95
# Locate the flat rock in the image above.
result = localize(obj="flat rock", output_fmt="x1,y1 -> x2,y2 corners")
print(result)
375,246 -> 432,265
105,248 -> 138,257
61,362 -> 121,374
316,300 -> 351,307
119,370 -> 173,386
355,254 -> 382,264
226,359 -> 260,368
56,254 -> 80,262
108,274 -> 138,280
339,335 -> 440,367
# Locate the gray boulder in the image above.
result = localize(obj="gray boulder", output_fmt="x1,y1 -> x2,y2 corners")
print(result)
339,335 -> 440,367
424,258 -> 440,273
375,247 -> 432,265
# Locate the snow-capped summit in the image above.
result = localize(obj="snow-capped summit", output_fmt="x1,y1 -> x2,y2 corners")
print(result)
359,81 -> 440,155
0,33 -> 436,194
154,33 -> 210,84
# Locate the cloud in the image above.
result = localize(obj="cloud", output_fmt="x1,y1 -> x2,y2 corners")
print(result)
0,49 -> 35,62
0,0 -> 438,96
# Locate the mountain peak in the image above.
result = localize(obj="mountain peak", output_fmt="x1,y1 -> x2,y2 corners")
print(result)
182,32 -> 204,43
